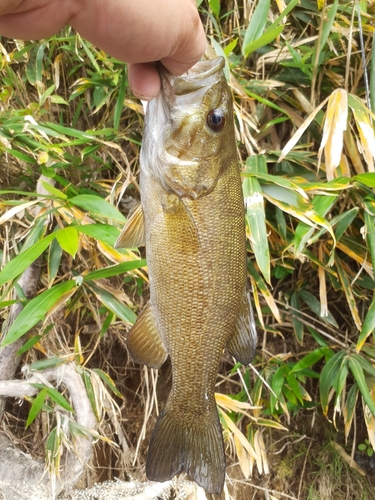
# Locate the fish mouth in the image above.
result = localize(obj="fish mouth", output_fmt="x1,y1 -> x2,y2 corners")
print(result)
160,57 -> 225,97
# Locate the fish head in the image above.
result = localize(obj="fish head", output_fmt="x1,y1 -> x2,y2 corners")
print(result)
142,57 -> 236,199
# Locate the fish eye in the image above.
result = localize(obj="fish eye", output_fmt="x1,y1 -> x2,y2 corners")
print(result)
207,109 -> 226,132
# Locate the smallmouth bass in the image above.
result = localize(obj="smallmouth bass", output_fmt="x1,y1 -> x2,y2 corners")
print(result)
115,57 -> 257,494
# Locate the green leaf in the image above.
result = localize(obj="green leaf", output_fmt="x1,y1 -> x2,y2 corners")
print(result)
93,368 -> 124,399
243,176 -> 270,283
336,258 -> 361,331
84,260 -> 146,281
46,387 -> 74,412
286,372 -> 304,404
0,233 -> 55,286
82,370 -> 99,420
351,352 -> 375,379
312,0 -> 338,68
349,357 -> 375,417
298,289 -> 338,328
29,356 -> 69,371
56,226 -> 79,258
41,181 -> 67,199
291,292 -> 304,344
70,195 -> 126,222
26,388 -> 47,428
208,0 -> 220,17
291,347 -> 330,373
114,68 -> 126,130
354,173 -> 375,187
293,195 -> 337,256
364,209 -> 375,273
100,310 -> 115,337
242,0 -> 270,57
320,350 -> 346,415
75,223 -> 120,246
270,365 -> 289,414
263,0 -> 299,35
1,280 -> 77,346
5,147 -> 36,164
84,281 -> 136,324
344,384 -> 358,433
48,236 -> 63,286
334,208 -> 359,242
16,335 -> 42,356
243,25 -> 284,58
357,296 -> 375,350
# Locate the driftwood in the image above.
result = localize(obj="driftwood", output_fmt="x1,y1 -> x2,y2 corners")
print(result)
0,259 -> 41,420
0,363 -> 96,500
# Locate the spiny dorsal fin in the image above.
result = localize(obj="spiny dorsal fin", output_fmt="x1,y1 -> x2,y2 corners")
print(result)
226,291 -> 257,365
114,204 -> 145,249
127,302 -> 168,369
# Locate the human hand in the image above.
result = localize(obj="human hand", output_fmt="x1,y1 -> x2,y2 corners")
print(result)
0,0 -> 206,100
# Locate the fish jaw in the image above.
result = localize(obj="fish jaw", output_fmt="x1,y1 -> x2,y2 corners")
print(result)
141,57 -> 235,199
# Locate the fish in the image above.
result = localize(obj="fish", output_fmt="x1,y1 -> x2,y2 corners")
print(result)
115,56 -> 257,494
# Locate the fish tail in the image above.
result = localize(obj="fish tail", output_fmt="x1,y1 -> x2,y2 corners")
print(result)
146,407 -> 225,494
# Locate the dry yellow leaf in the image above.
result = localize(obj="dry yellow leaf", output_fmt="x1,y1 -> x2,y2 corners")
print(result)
220,410 -> 257,460
319,89 -> 348,181
279,96 -> 329,163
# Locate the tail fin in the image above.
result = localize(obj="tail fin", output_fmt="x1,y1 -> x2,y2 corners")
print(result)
146,407 -> 225,494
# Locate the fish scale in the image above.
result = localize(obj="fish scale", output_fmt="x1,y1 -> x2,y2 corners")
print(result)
115,56 -> 257,494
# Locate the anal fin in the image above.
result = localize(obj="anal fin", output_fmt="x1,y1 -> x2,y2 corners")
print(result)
127,302 -> 168,368
114,204 -> 145,249
227,291 -> 257,365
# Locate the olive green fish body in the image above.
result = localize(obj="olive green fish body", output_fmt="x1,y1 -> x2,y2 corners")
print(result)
115,57 -> 257,494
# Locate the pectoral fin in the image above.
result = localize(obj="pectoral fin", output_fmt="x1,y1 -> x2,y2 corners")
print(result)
127,302 -> 168,368
114,204 -> 145,249
227,291 -> 257,365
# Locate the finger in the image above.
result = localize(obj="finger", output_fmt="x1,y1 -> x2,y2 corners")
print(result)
128,62 -> 161,101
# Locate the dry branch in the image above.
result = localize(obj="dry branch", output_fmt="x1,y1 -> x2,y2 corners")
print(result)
0,363 -> 96,500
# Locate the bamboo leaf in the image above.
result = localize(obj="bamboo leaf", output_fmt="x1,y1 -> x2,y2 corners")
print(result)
364,209 -> 375,273
93,368 -> 124,399
82,370 -> 99,420
349,357 -> 375,417
247,259 -> 281,322
298,289 -> 338,328
320,351 -> 346,415
26,388 -> 47,428
243,26 -> 284,58
242,0 -> 270,57
114,68 -> 126,130
243,176 -> 270,283
83,259 -> 147,281
291,347 -> 330,373
1,280 -> 77,346
70,195 -> 126,222
319,89 -> 348,180
56,226 -> 79,258
344,384 -> 359,440
85,281 -> 136,324
46,387 -> 74,412
291,292 -> 304,344
48,236 -> 63,286
336,258 -> 362,331
29,356 -> 72,371
357,296 -> 375,351
0,233 -> 55,286
76,223 -> 120,246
